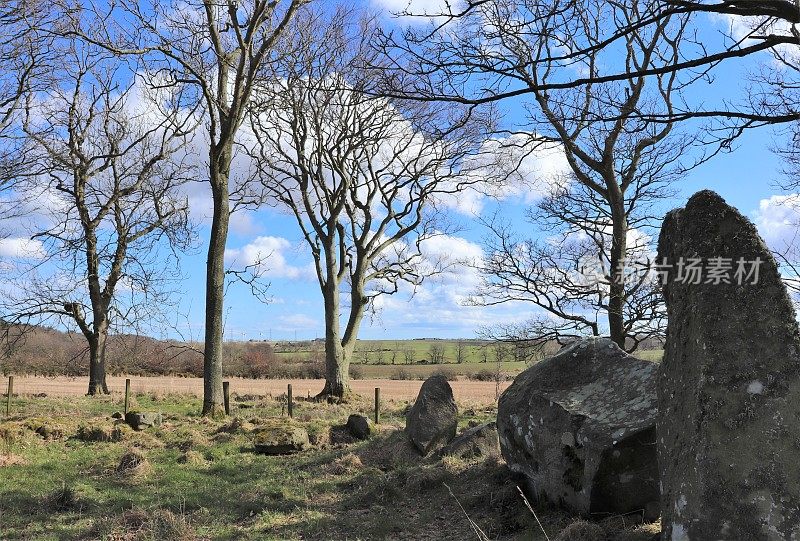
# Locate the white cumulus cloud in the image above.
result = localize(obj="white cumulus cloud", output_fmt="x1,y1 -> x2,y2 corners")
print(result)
225,236 -> 315,280
0,237 -> 46,259
753,194 -> 800,250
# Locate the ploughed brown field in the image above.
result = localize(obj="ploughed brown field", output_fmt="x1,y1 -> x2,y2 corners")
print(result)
11,375 -> 510,404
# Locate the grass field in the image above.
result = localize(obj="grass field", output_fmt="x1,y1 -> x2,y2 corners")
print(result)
0,394 -> 661,540
273,339 -> 545,365
274,338 -> 664,369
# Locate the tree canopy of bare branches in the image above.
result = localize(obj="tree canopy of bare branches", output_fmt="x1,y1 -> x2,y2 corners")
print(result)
248,6 -> 496,398
71,0 -> 308,414
412,0 -> 698,350
0,47 -> 195,394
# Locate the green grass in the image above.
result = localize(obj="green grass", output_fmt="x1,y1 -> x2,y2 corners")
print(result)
274,338 -> 542,365
0,394 -> 662,540
352,361 -> 530,379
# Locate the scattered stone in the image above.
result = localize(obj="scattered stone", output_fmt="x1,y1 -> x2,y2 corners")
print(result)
345,414 -> 371,440
441,422 -> 500,460
405,374 -> 458,455
657,190 -> 800,539
124,412 -> 162,431
253,420 -> 310,455
497,337 -> 659,519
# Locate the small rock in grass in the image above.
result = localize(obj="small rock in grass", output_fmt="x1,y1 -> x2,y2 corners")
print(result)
124,411 -> 162,431
253,420 -> 310,455
346,414 -> 371,440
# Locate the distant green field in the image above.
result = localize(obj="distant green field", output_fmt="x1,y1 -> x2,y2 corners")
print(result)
635,349 -> 664,362
352,360 -> 530,380
274,338 -> 546,365
271,338 -> 664,378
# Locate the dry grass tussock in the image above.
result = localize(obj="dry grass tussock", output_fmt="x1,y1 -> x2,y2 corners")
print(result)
116,448 -> 151,480
105,507 -> 200,541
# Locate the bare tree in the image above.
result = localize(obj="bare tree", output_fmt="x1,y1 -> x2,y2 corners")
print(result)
406,0 -> 697,350
455,340 -> 467,364
248,7 -> 493,398
0,1 -> 68,221
1,49 -> 194,394
403,347 -> 416,365
70,0 -> 308,414
428,342 -> 446,364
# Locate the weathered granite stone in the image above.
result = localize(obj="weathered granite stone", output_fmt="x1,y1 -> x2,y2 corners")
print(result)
405,374 -> 458,455
441,421 -> 500,459
124,411 -> 162,431
253,420 -> 310,455
497,337 -> 659,519
657,190 -> 800,540
346,414 -> 371,440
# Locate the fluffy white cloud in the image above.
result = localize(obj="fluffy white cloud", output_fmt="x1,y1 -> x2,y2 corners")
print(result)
366,234 -> 537,334
437,135 -> 571,216
753,194 -> 800,250
225,236 -> 316,280
0,237 -> 46,259
370,0 -> 452,19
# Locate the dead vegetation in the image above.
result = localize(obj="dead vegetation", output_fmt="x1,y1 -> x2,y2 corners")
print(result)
0,394 -> 660,540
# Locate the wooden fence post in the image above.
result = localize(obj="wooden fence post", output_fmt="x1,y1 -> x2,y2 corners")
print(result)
5,376 -> 12,417
287,384 -> 293,418
223,381 -> 231,415
124,378 -> 131,415
374,387 -> 380,425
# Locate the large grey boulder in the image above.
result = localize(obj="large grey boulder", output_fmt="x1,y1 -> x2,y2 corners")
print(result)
497,337 -> 659,519
253,420 -> 310,455
441,421 -> 500,460
657,190 -> 800,540
405,374 -> 458,455
124,411 -> 162,431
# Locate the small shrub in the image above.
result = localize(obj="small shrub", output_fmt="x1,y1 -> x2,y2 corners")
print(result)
77,422 -> 124,443
116,448 -> 151,478
118,508 -> 197,541
0,425 -> 17,455
469,369 -> 498,382
431,368 -> 457,381
177,450 -> 206,466
43,484 -> 81,513
389,368 -> 413,380
349,364 -> 364,379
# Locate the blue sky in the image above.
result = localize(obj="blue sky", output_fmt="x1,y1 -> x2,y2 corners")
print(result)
151,3 -> 799,342
2,1 -> 797,342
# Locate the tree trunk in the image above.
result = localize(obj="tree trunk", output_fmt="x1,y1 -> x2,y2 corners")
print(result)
202,153 -> 231,417
608,199 -> 628,349
318,277 -> 352,400
87,332 -> 109,395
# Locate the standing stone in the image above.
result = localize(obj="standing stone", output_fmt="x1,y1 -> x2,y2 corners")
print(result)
405,374 -> 458,455
497,337 -> 659,519
657,190 -> 800,540
346,414 -> 371,440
